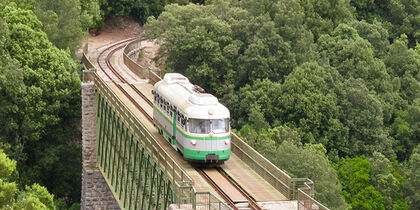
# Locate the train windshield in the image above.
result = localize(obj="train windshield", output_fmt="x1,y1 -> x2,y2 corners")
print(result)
189,119 -> 210,134
189,119 -> 229,134
212,119 -> 229,134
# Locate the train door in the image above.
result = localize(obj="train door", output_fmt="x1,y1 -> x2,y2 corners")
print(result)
171,107 -> 176,145
209,120 -> 215,152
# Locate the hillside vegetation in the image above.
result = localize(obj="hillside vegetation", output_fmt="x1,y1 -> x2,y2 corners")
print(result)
0,0 -> 418,209
0,1 -> 83,209
144,0 -> 419,209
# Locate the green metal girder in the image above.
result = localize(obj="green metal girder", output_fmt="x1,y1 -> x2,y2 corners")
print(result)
95,93 -> 174,210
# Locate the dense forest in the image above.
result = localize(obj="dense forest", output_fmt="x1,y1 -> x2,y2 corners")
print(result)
144,0 -> 419,209
0,0 -> 418,209
0,0 -> 192,208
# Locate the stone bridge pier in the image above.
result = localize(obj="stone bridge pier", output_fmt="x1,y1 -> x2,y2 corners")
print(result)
81,82 -> 120,209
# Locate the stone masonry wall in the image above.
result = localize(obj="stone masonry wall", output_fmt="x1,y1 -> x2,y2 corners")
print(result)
81,82 -> 120,210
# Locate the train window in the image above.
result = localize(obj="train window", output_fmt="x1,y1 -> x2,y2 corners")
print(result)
211,119 -> 229,133
189,119 -> 210,134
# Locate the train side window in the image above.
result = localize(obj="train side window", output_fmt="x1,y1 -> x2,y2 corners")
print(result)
180,118 -> 187,130
181,118 -> 186,129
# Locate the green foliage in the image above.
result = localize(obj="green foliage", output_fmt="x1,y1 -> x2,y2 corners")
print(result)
0,150 -> 17,181
238,126 -> 348,209
277,141 -> 348,209
0,3 -> 81,207
338,79 -> 394,158
369,152 -> 408,209
146,2 -> 300,96
231,79 -> 281,128
298,0 -> 355,39
0,150 -> 55,210
277,62 -> 342,147
352,0 -> 419,47
34,0 -> 85,54
100,0 -> 165,25
318,24 -> 391,93
335,156 -> 385,210
14,184 -> 55,210
80,0 -> 103,28
384,35 -> 420,102
146,1 -> 419,208
403,145 -> 420,209
271,0 -> 316,64
348,20 -> 389,58
0,179 -> 18,208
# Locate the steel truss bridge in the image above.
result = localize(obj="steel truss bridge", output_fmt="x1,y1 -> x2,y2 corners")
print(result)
81,37 -> 329,210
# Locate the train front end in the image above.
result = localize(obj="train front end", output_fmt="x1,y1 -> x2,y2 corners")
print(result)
181,96 -> 231,165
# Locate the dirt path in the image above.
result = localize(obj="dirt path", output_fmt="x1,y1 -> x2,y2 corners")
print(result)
81,17 -> 143,60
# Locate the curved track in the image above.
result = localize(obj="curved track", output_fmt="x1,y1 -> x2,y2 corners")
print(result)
97,38 -> 153,123
97,38 -> 263,210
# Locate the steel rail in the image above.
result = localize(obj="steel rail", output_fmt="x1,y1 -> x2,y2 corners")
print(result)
196,169 -> 238,210
97,38 -> 154,123
104,39 -> 153,107
216,168 -> 262,210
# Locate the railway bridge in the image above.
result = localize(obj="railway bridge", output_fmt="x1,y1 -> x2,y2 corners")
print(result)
80,37 -> 328,210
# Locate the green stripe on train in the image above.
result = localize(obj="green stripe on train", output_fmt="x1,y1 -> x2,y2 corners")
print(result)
183,148 -> 231,160
153,106 -> 230,140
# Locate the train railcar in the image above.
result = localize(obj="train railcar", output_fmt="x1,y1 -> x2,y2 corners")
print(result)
152,73 -> 231,164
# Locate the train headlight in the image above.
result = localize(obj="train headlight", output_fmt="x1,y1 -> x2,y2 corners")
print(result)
224,139 -> 230,145
191,140 -> 197,145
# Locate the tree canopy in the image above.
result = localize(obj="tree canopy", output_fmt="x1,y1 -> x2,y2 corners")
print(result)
0,2 -> 82,208
0,150 -> 55,209
145,0 -> 420,209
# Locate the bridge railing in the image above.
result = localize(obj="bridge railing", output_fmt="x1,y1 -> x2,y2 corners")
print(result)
81,43 -> 95,82
82,45 -> 231,209
297,182 -> 329,210
123,37 -> 161,84
123,37 -> 150,79
94,70 -> 193,184
230,133 -> 292,198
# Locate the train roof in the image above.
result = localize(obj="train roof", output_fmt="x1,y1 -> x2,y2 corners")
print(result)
154,73 -> 230,119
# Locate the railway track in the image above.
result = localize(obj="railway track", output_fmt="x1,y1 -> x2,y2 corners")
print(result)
97,38 -> 153,123
97,38 -> 262,210
197,168 -> 262,210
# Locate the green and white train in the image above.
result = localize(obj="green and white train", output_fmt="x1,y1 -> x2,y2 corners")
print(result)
152,73 -> 231,164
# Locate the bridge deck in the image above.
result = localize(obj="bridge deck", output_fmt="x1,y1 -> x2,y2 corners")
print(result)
224,153 -> 287,201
